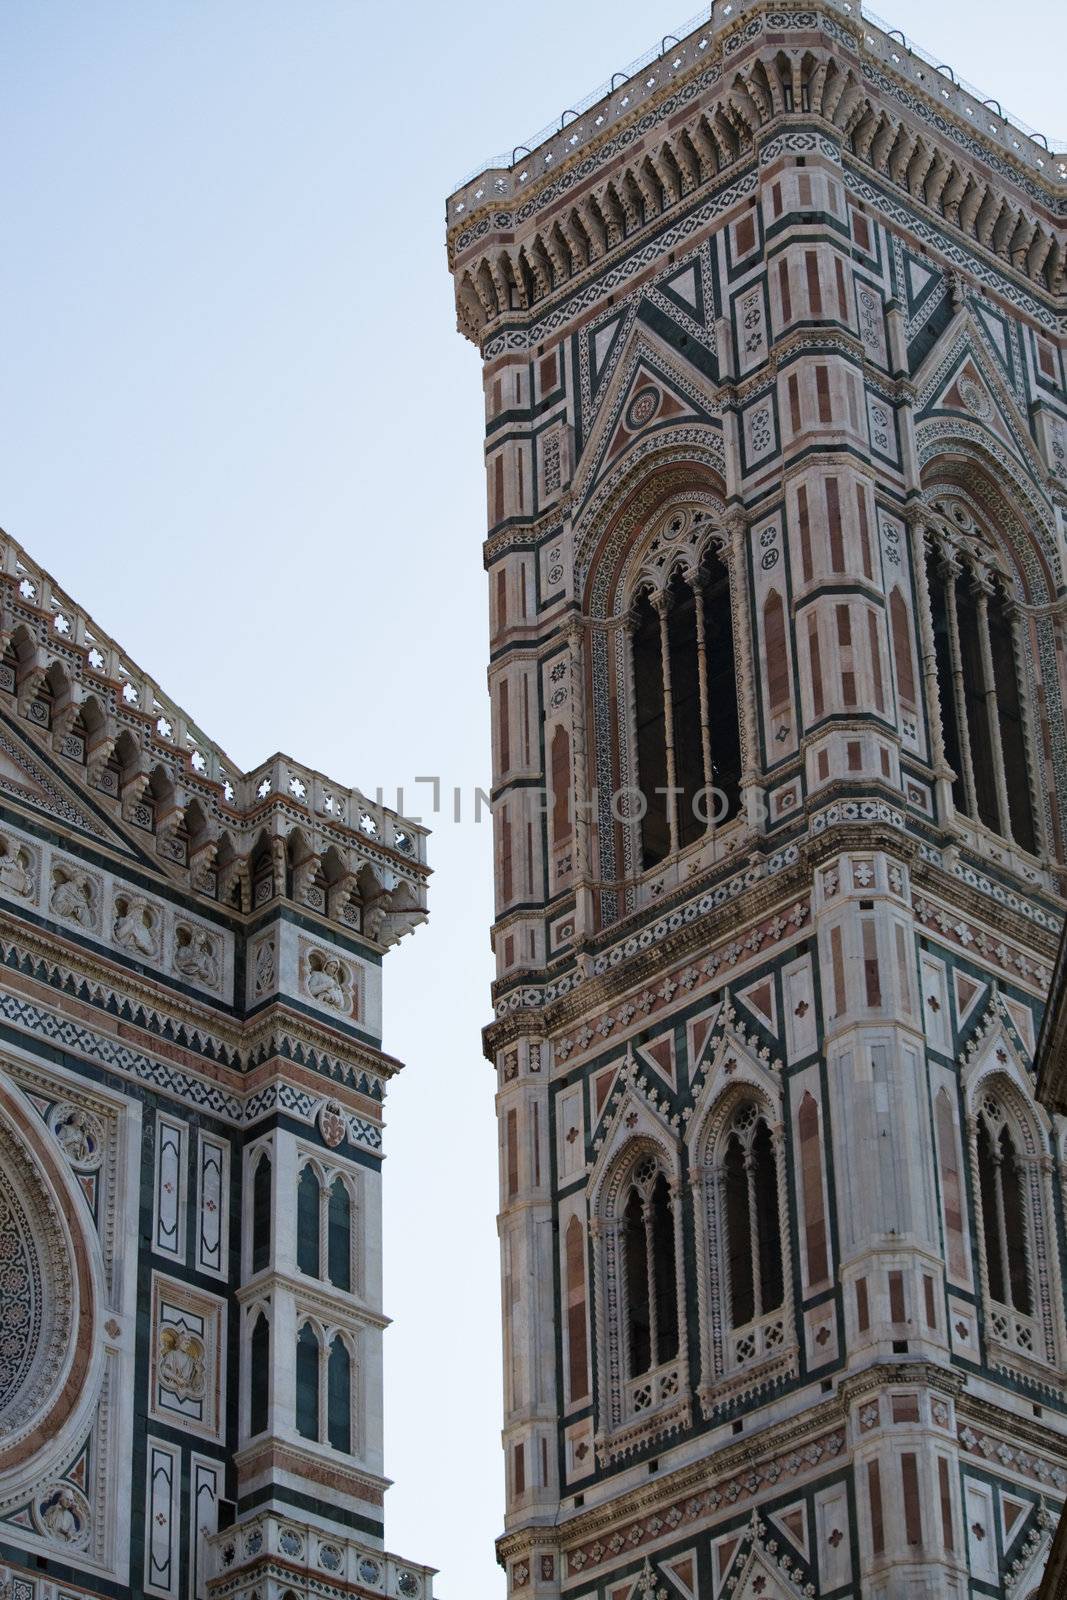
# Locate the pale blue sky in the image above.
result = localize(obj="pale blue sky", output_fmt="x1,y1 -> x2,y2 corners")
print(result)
1,3 -> 1061,1593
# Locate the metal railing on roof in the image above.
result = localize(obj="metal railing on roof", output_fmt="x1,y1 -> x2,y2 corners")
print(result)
449,0 -> 1064,207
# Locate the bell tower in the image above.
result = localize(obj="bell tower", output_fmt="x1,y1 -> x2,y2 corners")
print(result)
447,4 -> 1067,1596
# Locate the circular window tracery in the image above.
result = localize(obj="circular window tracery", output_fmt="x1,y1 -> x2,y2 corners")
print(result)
0,1132 -> 75,1436
0,1079 -> 99,1489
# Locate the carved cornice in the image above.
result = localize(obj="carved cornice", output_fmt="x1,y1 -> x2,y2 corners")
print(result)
485,815 -> 1061,1057
0,532 -> 429,945
447,3 -> 1064,345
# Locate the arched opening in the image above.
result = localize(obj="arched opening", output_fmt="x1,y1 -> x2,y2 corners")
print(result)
630,542 -> 740,868
297,1165 -> 321,1278
251,1153 -> 272,1274
327,1336 -> 352,1453
922,490 -> 1038,853
328,1178 -> 352,1292
295,1323 -> 320,1441
722,1105 -> 783,1329
977,1097 -> 1033,1315
621,1162 -> 678,1378
249,1313 -> 269,1435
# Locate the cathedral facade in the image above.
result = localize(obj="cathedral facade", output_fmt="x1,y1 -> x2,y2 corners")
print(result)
0,534 -> 435,1599
446,3 -> 1067,1596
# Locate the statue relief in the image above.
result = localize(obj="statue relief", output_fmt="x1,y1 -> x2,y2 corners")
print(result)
174,924 -> 221,989
49,867 -> 98,930
305,950 -> 350,1012
34,1484 -> 90,1549
113,895 -> 160,959
47,1102 -> 104,1170
0,835 -> 35,900
157,1325 -> 207,1403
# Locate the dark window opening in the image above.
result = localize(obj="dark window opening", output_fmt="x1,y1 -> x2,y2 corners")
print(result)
328,1178 -> 352,1291
327,1336 -> 352,1453
251,1155 -> 272,1274
250,1314 -> 269,1434
296,1323 -> 320,1441
622,1167 -> 678,1378
297,1165 -> 321,1278
723,1110 -> 783,1329
631,542 -> 741,871
623,1184 -> 651,1376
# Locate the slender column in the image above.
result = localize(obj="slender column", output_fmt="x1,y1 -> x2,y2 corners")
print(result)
652,589 -> 680,858
745,1149 -> 762,1321
688,568 -> 715,828
724,515 -> 760,831
910,520 -> 951,782
318,1336 -> 328,1443
942,559 -> 978,819
643,1199 -> 659,1369
621,612 -> 643,891
1006,600 -> 1047,857
990,1144 -> 1012,1308
566,618 -> 596,936
973,581 -> 1013,841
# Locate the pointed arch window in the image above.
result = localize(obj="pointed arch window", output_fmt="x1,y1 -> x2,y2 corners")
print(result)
621,1163 -> 678,1376
924,510 -> 1037,854
297,1165 -> 321,1277
592,1144 -> 688,1457
328,1178 -> 352,1292
691,1092 -> 794,1414
327,1335 -> 353,1452
976,1096 -> 1032,1315
249,1311 -> 269,1435
722,1103 -> 784,1329
251,1152 -> 272,1274
969,1080 -> 1061,1369
295,1322 -> 320,1440
630,514 -> 741,869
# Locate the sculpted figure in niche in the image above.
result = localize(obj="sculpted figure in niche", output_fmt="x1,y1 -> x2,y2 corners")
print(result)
49,868 -> 97,929
174,925 -> 221,989
113,895 -> 159,958
0,835 -> 34,900
36,1486 -> 89,1547
157,1324 -> 207,1402
306,951 -> 348,1011
49,1102 -> 104,1169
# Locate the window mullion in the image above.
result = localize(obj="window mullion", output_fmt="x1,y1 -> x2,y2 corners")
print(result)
942,562 -> 979,818
643,1200 -> 659,1369
991,1150 -> 1012,1310
745,1149 -> 762,1321
973,581 -> 1014,842
566,618 -> 592,884
652,591 -> 680,856
319,1337 -> 328,1442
